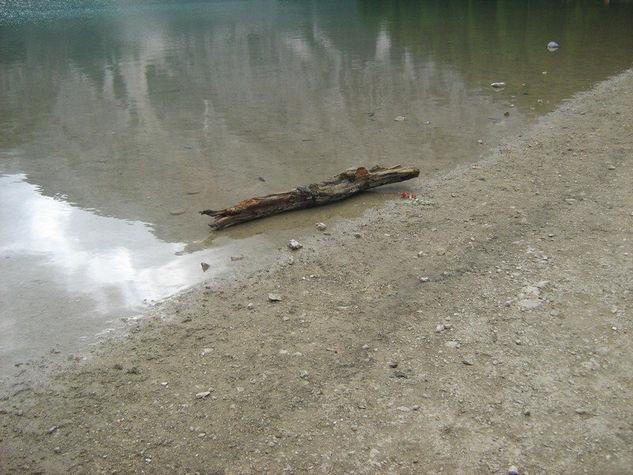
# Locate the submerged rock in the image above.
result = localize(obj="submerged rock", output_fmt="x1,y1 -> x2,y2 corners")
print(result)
547,41 -> 560,51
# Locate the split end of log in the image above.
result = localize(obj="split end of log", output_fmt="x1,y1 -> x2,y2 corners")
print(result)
201,165 -> 420,230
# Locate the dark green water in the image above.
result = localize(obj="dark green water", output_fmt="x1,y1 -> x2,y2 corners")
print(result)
1,0 -> 632,374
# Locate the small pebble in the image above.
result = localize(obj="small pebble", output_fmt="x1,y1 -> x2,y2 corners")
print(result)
200,262 -> 210,272
388,361 -> 399,368
299,370 -> 309,379
508,465 -> 519,475
394,370 -> 408,378
54,447 -> 61,454
169,209 -> 186,216
230,255 -> 244,261
315,222 -> 327,231
288,239 -> 302,250
420,276 -> 430,283
268,293 -> 282,302
195,391 -> 211,399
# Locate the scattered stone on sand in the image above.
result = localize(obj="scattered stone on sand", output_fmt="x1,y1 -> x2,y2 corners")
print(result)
299,370 -> 309,379
445,341 -> 460,349
288,239 -> 303,250
394,115 -> 406,121
268,294 -> 282,302
200,262 -> 210,272
388,361 -> 399,368
518,299 -> 541,310
420,276 -> 430,283
491,82 -> 506,89
315,222 -> 327,231
169,209 -> 186,216
195,391 -> 211,399
230,255 -> 244,261
508,465 -> 520,475
394,371 -> 408,379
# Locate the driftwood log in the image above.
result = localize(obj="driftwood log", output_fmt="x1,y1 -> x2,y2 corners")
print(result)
201,165 -> 420,230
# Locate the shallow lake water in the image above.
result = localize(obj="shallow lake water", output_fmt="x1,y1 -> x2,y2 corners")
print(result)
1,0 -> 632,375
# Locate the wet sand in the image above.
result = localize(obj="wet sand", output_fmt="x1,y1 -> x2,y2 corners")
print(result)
1,68 -> 632,473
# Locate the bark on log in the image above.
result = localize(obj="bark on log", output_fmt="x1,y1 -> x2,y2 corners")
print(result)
200,165 -> 419,230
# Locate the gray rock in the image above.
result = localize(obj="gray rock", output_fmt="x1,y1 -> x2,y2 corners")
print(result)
420,276 -> 430,283
299,370 -> 309,379
508,465 -> 520,475
288,239 -> 303,250
196,391 -> 211,399
491,82 -> 506,89
200,262 -> 210,272
268,293 -> 282,302
547,41 -> 560,51
315,222 -> 327,231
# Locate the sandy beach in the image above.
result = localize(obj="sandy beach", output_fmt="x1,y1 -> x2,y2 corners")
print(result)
1,68 -> 632,473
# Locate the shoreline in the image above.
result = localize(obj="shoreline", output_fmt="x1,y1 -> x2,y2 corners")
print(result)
2,68 -> 632,473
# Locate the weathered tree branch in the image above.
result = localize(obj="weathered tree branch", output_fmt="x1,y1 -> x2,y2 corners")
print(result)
200,165 -> 420,230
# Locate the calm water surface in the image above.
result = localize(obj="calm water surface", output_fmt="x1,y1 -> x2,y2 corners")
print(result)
1,0 -> 632,375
